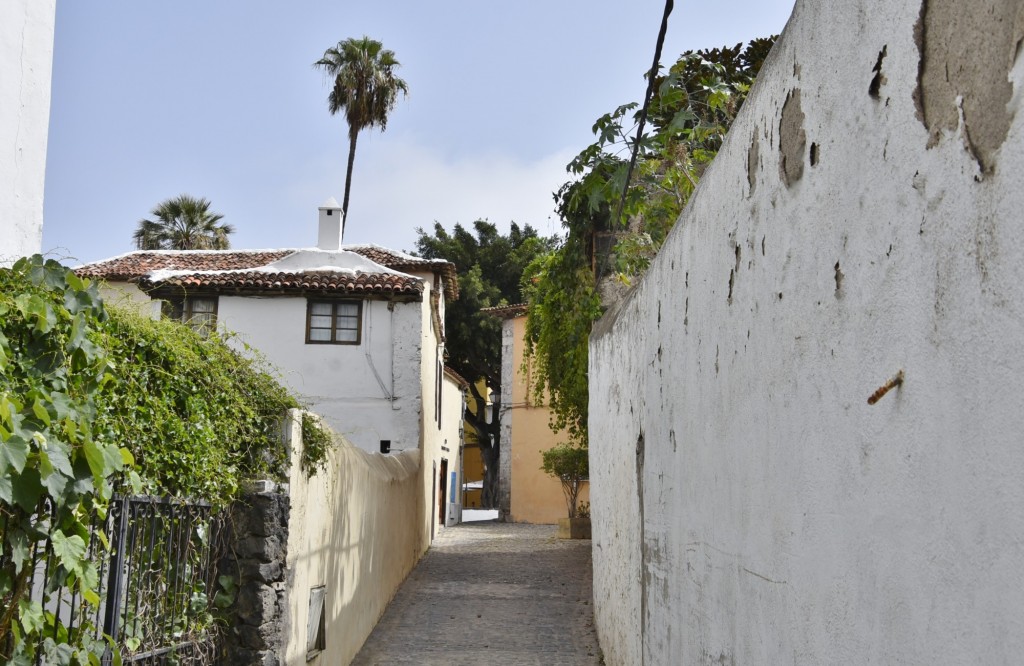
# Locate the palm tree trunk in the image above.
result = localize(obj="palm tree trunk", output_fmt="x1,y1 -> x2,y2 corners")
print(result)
342,130 -> 359,233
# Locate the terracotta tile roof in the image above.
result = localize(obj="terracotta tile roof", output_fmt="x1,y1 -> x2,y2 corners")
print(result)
443,366 -> 471,389
75,246 -> 459,300
75,250 -> 294,280
481,303 -> 528,319
346,245 -> 459,300
138,270 -> 423,297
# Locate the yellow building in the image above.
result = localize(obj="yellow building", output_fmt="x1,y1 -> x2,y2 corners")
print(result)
484,304 -> 589,524
460,378 -> 489,508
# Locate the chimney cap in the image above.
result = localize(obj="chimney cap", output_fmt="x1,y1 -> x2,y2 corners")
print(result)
319,196 -> 341,211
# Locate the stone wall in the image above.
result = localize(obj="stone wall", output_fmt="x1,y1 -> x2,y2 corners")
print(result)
218,490 -> 290,665
589,0 -> 1024,663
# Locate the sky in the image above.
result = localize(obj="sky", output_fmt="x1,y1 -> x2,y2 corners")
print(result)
42,1 -> 796,265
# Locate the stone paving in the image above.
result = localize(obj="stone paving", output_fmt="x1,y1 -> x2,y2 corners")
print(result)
352,520 -> 603,665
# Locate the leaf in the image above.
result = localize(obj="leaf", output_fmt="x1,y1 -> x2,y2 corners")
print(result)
80,582 -> 100,606
68,312 -> 87,348
127,470 -> 143,495
119,447 -> 135,466
8,528 -> 31,573
32,398 -> 51,426
81,439 -> 105,478
19,599 -> 45,634
11,467 -> 44,512
0,435 -> 30,474
39,451 -> 68,498
102,442 -> 125,474
0,472 -> 12,503
65,270 -> 86,292
7,652 -> 32,666
44,638 -> 74,666
50,530 -> 87,575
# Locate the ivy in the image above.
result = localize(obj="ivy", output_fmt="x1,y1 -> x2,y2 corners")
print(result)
0,255 -> 331,662
90,309 -> 300,501
523,38 -> 776,446
300,412 -> 334,476
0,256 -> 122,663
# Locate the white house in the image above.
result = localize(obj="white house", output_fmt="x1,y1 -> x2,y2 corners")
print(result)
76,200 -> 463,471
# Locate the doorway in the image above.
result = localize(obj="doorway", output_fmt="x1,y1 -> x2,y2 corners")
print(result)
438,458 -> 448,525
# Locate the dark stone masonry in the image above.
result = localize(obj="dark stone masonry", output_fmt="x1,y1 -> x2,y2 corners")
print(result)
217,491 -> 291,666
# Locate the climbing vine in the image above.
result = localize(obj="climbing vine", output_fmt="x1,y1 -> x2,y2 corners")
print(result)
0,255 -> 330,663
523,38 -> 776,445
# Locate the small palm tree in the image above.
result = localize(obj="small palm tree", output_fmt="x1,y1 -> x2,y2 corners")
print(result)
314,36 -> 409,229
133,195 -> 234,250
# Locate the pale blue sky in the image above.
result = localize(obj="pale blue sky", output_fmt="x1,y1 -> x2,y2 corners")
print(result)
42,1 -> 795,264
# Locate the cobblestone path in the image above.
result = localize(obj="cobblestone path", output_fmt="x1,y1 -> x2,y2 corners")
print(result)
352,521 -> 602,665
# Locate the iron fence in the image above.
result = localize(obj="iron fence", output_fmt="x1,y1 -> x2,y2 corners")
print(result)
20,495 -> 222,665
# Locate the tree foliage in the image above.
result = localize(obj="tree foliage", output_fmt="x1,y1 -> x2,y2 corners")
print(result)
315,36 -> 409,224
133,194 -> 233,251
414,221 -> 555,506
540,443 -> 590,519
0,256 -> 326,662
524,38 -> 777,446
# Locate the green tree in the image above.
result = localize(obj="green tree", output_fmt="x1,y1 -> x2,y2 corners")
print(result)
133,194 -> 233,250
315,36 -> 409,227
414,220 -> 555,507
524,38 -> 776,447
541,443 -> 590,519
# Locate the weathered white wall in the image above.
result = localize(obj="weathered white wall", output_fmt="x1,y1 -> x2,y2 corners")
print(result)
589,0 -> 1024,663
0,0 -> 55,265
219,294 -> 424,453
497,318 -> 514,520
417,281 -> 464,536
282,411 -> 425,666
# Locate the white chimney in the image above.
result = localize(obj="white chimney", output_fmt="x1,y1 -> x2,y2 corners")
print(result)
317,197 -> 344,250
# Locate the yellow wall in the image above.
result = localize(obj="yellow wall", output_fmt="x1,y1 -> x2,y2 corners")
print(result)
506,315 -> 589,524
283,410 -> 425,666
461,379 -> 489,507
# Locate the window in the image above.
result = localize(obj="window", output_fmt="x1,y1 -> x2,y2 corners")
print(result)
162,296 -> 217,335
306,585 -> 326,659
306,301 -> 362,344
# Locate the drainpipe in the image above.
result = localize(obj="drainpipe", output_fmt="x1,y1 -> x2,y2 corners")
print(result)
364,301 -> 393,402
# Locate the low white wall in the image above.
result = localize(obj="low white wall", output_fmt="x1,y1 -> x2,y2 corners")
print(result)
0,0 -> 55,265
283,410 -> 425,665
589,0 -> 1024,663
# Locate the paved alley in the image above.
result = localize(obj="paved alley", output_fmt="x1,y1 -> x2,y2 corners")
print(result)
351,521 -> 602,665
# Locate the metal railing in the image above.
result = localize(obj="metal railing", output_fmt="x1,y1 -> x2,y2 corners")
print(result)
21,495 -> 222,665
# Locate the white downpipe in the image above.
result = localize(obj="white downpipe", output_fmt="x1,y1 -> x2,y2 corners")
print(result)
364,302 -> 393,401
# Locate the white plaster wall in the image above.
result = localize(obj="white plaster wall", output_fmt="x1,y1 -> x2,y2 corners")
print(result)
589,0 -> 1024,663
282,411 -> 425,666
439,376 -> 465,525
415,278 -> 461,541
97,281 -> 158,317
0,0 -> 55,265
217,295 -> 424,453
496,317 -> 515,520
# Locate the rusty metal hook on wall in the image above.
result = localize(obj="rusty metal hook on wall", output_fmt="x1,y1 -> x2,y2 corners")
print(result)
867,369 -> 904,405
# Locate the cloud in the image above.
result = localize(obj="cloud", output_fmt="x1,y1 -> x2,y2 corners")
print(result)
295,138 -> 576,250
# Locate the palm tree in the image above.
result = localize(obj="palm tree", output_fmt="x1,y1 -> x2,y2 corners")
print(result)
314,36 -> 409,229
133,195 -> 234,250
